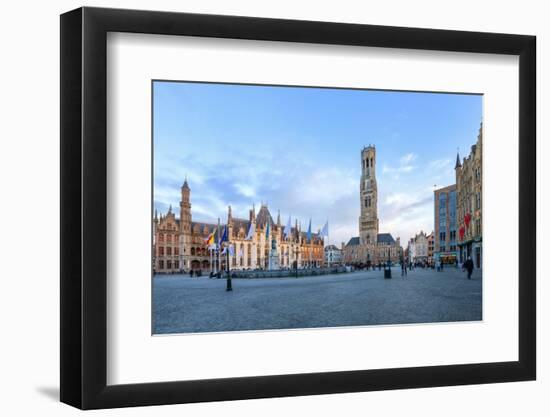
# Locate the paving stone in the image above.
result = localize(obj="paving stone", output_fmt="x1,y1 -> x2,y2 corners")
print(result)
153,267 -> 482,334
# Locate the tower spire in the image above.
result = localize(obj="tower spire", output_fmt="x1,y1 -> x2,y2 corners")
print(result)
455,148 -> 462,169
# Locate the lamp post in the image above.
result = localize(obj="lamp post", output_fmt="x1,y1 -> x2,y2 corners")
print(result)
295,244 -> 299,278
384,248 -> 392,279
226,243 -> 232,291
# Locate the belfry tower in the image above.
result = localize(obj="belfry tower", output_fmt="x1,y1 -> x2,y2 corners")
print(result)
179,179 -> 192,234
359,145 -> 379,245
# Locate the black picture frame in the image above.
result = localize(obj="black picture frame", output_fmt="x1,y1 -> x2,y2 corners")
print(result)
60,6 -> 536,410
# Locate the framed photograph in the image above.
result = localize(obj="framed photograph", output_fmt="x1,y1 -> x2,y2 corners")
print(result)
60,6 -> 536,409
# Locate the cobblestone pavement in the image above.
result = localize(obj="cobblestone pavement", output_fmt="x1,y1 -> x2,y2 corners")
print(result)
153,267 -> 482,334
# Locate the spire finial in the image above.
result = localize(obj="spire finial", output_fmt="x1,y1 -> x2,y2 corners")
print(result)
455,148 -> 462,169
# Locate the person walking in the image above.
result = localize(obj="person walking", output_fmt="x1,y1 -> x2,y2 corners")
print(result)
401,260 -> 407,276
463,257 -> 474,279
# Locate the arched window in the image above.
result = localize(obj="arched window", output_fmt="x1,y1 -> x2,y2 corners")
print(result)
190,247 -> 195,256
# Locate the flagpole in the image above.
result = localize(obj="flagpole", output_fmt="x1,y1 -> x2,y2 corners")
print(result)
217,218 -> 221,276
328,219 -> 330,268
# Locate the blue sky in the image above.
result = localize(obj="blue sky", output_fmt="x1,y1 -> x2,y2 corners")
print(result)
153,81 -> 482,245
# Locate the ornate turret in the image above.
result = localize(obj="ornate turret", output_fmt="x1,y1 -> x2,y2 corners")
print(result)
227,205 -> 233,239
249,203 -> 256,222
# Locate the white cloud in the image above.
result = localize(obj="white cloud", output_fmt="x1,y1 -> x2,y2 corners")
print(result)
378,189 -> 433,242
429,158 -> 452,170
400,152 -> 417,164
382,152 -> 418,179
234,183 -> 256,198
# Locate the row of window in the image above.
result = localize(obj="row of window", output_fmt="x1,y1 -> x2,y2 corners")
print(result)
157,233 -> 178,243
475,219 -> 481,236
475,192 -> 481,210
439,230 -> 457,243
158,260 -> 179,270
158,246 -> 179,256
439,245 -> 457,253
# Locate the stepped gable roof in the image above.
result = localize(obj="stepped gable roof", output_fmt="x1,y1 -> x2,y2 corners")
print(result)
158,218 -> 180,228
377,233 -> 395,244
346,237 -> 360,246
256,205 -> 274,228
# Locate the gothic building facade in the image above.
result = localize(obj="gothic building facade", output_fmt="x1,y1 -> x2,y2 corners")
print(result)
153,180 -> 324,273
343,145 -> 402,265
456,123 -> 483,268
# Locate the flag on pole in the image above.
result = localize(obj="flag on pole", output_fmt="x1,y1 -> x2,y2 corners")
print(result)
228,244 -> 235,257
319,220 -> 329,238
218,226 -> 228,246
221,247 -> 227,255
245,222 -> 255,240
204,230 -> 215,246
266,220 -> 270,239
284,215 -> 292,239
306,219 -> 312,242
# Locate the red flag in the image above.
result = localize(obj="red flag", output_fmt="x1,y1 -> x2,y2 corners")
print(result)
464,213 -> 471,228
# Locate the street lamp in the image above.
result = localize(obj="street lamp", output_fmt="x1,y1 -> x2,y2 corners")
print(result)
384,248 -> 392,279
295,244 -> 299,278
225,243 -> 232,291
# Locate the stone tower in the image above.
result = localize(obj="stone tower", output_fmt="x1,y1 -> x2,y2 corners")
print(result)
359,145 -> 379,245
179,179 -> 192,234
